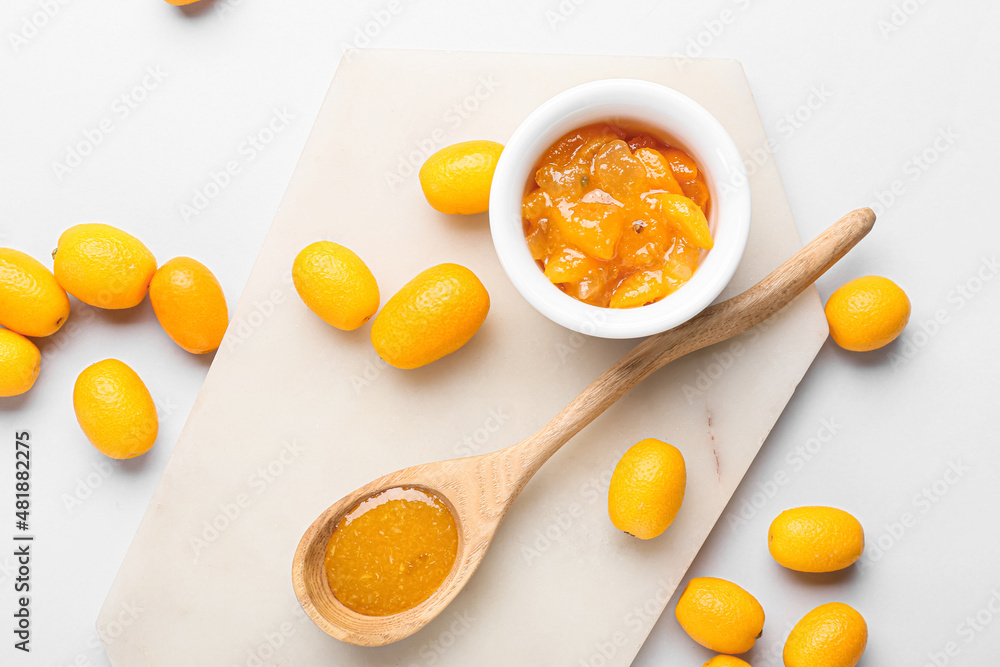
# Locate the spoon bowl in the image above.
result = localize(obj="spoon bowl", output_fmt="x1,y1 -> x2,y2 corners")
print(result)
293,208 -> 876,646
293,450 -> 523,646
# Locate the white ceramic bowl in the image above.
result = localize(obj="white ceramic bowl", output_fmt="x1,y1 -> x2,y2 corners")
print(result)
489,79 -> 751,339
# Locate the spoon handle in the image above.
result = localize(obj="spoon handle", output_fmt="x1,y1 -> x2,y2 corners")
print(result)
515,207 -> 875,475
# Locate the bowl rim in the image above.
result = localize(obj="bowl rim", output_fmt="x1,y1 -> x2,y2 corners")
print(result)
489,78 -> 751,339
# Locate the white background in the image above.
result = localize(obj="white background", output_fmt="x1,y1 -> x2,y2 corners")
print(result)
1,1 -> 998,665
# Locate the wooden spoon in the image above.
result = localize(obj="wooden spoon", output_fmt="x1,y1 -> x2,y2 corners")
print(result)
293,207 -> 875,646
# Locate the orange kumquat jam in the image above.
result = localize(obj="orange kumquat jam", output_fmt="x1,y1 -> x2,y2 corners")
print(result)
324,486 -> 458,616
522,123 -> 713,308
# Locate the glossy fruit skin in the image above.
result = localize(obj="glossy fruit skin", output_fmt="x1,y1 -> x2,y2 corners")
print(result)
150,257 -> 229,354
783,602 -> 867,667
54,224 -> 157,309
703,655 -> 753,667
73,359 -> 158,459
769,507 -> 864,573
0,248 -> 71,337
292,242 -> 379,331
824,276 -> 910,351
419,140 -> 504,215
608,438 -> 686,539
675,577 -> 765,655
0,329 -> 41,397
165,0 -> 201,5
371,263 -> 489,369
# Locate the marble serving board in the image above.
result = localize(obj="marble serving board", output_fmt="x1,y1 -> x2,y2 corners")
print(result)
100,49 -> 828,666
